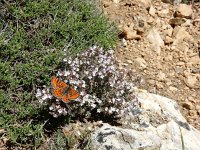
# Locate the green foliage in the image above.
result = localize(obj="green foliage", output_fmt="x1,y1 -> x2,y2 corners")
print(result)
47,128 -> 93,150
48,130 -> 67,150
0,0 -> 117,148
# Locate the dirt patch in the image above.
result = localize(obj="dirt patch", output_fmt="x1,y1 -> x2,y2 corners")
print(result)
100,0 -> 200,130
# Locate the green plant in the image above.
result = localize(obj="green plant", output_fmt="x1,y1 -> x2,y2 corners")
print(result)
48,130 -> 67,150
0,0 -> 117,148
47,125 -> 94,150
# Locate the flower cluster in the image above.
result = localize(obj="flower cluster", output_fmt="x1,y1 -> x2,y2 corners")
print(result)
36,46 -> 137,118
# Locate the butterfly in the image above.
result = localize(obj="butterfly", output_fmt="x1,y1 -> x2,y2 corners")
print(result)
51,76 -> 80,103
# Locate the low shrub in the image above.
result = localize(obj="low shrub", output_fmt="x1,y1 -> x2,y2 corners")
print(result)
36,46 -> 136,120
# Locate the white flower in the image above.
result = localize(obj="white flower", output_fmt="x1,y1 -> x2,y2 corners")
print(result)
122,100 -> 126,105
96,99 -> 102,104
82,82 -> 86,88
116,92 -> 120,97
110,65 -> 115,71
42,89 -> 46,94
91,103 -> 96,108
105,107 -> 108,111
58,109 -> 63,114
75,58 -> 79,63
98,72 -> 102,76
120,90 -> 124,94
92,45 -> 97,50
56,105 -> 61,109
75,67 -> 80,72
116,98 -> 121,101
72,71 -> 76,76
57,70 -> 63,76
36,89 -> 42,98
47,94 -> 52,99
100,74 -> 104,79
108,50 -> 114,55
53,114 -> 58,118
110,107 -> 116,112
84,71 -> 89,75
92,71 -> 96,77
42,94 -> 49,100
74,86 -> 78,90
97,109 -> 101,113
49,106 -> 54,110
76,130 -> 81,136
98,58 -> 103,63
80,91 -> 85,96
68,58 -> 72,64
39,99 -> 43,103
112,98 -> 116,103
70,80 -> 75,84
108,109 -> 112,114
64,70 -> 70,76
109,82 -> 114,87
63,58 -> 67,62
82,94 -> 90,104
63,109 -> 68,116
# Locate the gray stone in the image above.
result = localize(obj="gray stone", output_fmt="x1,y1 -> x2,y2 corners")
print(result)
91,89 -> 200,150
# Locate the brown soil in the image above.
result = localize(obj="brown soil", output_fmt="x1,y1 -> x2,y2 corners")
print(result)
101,0 -> 200,130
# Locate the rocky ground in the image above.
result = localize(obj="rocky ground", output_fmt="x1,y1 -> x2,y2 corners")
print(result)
101,0 -> 200,130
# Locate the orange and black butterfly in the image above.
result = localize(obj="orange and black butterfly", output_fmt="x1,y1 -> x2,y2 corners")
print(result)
51,76 -> 80,103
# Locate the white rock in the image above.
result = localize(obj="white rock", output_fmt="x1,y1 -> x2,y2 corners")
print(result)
147,28 -> 164,54
135,57 -> 147,69
157,8 -> 169,18
176,4 -> 193,18
164,36 -> 173,44
174,0 -> 182,4
163,27 -> 173,37
181,19 -> 192,27
102,0 -> 111,7
138,0 -> 151,8
122,26 -> 141,40
184,74 -> 199,89
169,86 -> 178,91
122,38 -> 127,47
173,27 -> 192,45
91,89 -> 200,150
126,59 -> 133,64
113,0 -> 120,3
188,55 -> 200,65
157,71 -> 166,81
149,5 -> 156,16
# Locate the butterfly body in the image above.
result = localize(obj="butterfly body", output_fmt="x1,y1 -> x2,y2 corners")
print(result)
51,76 -> 80,103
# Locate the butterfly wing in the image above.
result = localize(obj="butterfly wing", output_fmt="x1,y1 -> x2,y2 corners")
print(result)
51,76 -> 68,90
51,76 -> 68,98
61,87 -> 80,103
61,95 -> 71,103
51,76 -> 80,103
51,76 -> 59,89
68,87 -> 80,99
53,89 -> 64,98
